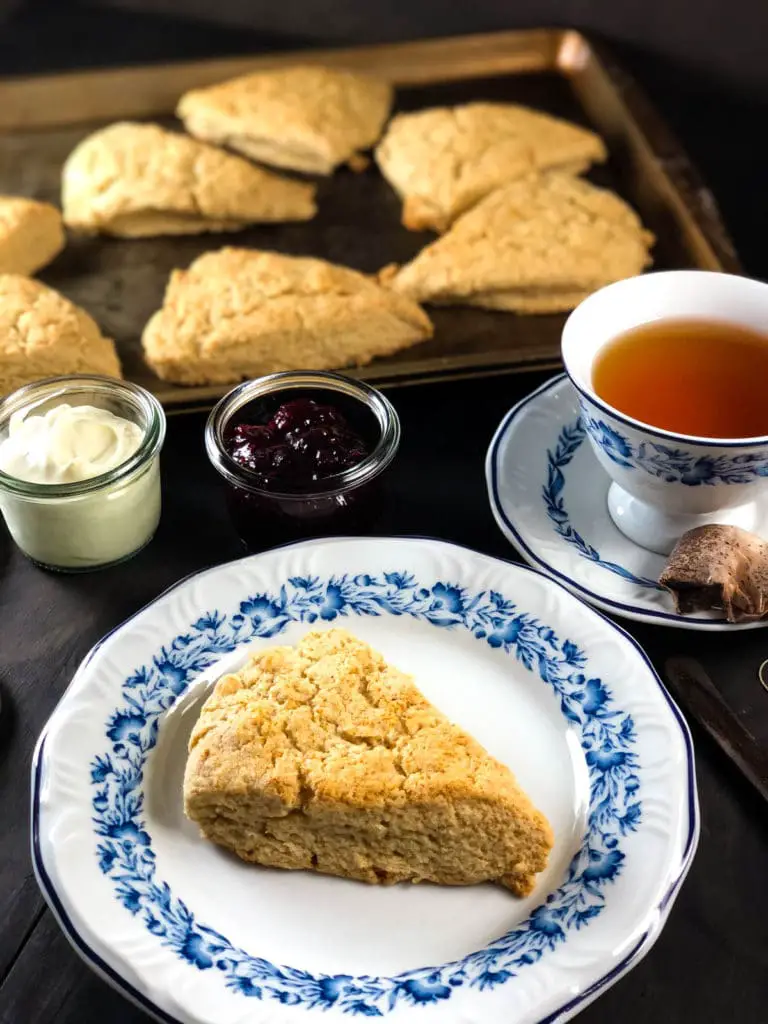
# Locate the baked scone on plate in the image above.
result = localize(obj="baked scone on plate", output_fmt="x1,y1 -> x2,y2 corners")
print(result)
375,103 -> 607,232
184,629 -> 553,896
62,122 -> 316,237
142,247 -> 432,385
0,196 -> 65,275
0,274 -> 120,395
177,65 -> 393,175
385,173 -> 654,313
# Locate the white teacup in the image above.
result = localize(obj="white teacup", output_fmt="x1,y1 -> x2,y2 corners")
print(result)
561,270 -> 768,555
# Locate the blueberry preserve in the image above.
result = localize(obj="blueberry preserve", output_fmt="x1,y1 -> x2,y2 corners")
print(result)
205,372 -> 400,551
226,399 -> 369,489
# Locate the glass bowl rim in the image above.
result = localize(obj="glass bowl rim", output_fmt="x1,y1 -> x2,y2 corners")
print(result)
205,370 -> 401,499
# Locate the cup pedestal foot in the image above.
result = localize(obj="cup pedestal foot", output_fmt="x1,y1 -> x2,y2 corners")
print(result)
606,484 -> 759,556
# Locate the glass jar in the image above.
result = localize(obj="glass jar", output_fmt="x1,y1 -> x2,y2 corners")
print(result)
205,371 -> 401,551
0,375 -> 166,571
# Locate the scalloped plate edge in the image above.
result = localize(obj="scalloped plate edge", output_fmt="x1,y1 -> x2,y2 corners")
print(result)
30,536 -> 699,1024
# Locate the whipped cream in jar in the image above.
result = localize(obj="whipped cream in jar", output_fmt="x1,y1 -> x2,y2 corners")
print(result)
0,376 -> 166,571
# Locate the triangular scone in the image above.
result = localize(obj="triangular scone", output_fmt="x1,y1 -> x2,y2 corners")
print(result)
386,173 -> 654,313
184,629 -> 553,896
61,122 -> 316,237
177,65 -> 393,175
375,103 -> 607,232
0,275 -> 120,395
142,247 -> 433,386
0,196 -> 65,275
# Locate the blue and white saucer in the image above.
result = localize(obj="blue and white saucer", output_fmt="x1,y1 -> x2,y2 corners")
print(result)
486,374 -> 768,631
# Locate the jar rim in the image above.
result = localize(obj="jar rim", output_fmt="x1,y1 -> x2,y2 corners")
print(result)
0,375 -> 167,498
205,370 -> 401,499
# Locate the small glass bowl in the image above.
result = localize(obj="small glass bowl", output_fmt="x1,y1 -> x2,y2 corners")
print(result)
0,375 -> 166,571
205,371 -> 401,550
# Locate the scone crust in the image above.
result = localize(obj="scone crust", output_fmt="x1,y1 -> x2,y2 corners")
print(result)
62,122 -> 316,236
178,65 -> 393,175
376,103 -> 607,231
184,629 -> 553,893
142,247 -> 432,385
387,172 -> 654,312
0,196 -> 65,275
0,274 -> 120,395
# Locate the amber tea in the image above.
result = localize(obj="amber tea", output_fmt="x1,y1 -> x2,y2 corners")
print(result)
591,318 -> 768,438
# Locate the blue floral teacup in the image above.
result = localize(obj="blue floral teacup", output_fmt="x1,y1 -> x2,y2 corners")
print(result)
562,271 -> 768,554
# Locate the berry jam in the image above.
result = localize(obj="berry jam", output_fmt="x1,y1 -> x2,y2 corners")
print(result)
215,391 -> 393,551
225,399 -> 369,490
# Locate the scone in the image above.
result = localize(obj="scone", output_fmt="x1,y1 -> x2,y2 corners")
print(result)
375,103 -> 607,232
177,65 -> 393,175
0,275 -> 120,395
62,122 -> 316,237
385,173 -> 654,313
142,247 -> 433,386
184,629 -> 553,896
0,196 -> 65,275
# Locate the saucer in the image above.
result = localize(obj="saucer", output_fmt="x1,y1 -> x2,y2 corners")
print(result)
486,374 -> 768,630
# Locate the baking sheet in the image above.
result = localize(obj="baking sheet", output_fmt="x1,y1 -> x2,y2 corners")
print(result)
0,30 -> 739,406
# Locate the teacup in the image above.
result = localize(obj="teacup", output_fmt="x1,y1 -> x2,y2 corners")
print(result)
561,270 -> 768,555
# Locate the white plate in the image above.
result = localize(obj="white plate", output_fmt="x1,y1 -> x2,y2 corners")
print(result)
33,537 -> 697,1024
486,374 -> 768,630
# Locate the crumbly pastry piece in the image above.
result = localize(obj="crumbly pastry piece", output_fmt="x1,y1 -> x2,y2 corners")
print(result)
61,122 -> 316,237
375,103 -> 607,232
659,524 -> 768,621
142,247 -> 432,386
0,274 -> 120,396
177,65 -> 393,175
0,196 -> 65,275
184,629 -> 553,896
385,173 -> 654,313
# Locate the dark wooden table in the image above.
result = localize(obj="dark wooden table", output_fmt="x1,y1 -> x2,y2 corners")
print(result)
1,6 -> 768,1023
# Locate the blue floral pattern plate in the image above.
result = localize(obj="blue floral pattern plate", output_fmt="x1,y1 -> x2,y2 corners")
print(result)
33,537 -> 697,1024
486,375 -> 768,631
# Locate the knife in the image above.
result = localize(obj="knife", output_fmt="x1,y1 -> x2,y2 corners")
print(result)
665,656 -> 768,805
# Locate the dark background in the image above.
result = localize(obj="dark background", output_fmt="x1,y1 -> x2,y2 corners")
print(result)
1,2 -> 767,1022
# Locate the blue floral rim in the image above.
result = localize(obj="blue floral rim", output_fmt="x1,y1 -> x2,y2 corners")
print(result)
31,539 -> 698,1024
487,375 -> 733,625
580,411 -> 768,486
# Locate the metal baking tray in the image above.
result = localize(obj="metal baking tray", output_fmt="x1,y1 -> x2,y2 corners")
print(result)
0,29 -> 740,408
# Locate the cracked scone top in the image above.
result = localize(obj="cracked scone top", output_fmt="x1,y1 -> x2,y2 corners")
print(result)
61,122 -> 316,237
178,65 -> 393,175
0,275 -> 120,396
142,247 -> 433,386
184,628 -> 553,896
386,172 -> 654,313
0,196 -> 65,276
376,102 -> 607,232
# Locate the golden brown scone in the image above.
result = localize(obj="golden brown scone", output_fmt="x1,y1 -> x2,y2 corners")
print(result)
184,629 -> 553,896
177,65 -> 392,175
61,122 -> 316,237
375,103 -> 607,232
142,247 -> 433,386
386,173 -> 654,313
0,275 -> 121,396
0,197 -> 65,275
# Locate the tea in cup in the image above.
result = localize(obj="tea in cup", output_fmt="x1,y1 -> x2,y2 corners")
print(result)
561,270 -> 768,555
